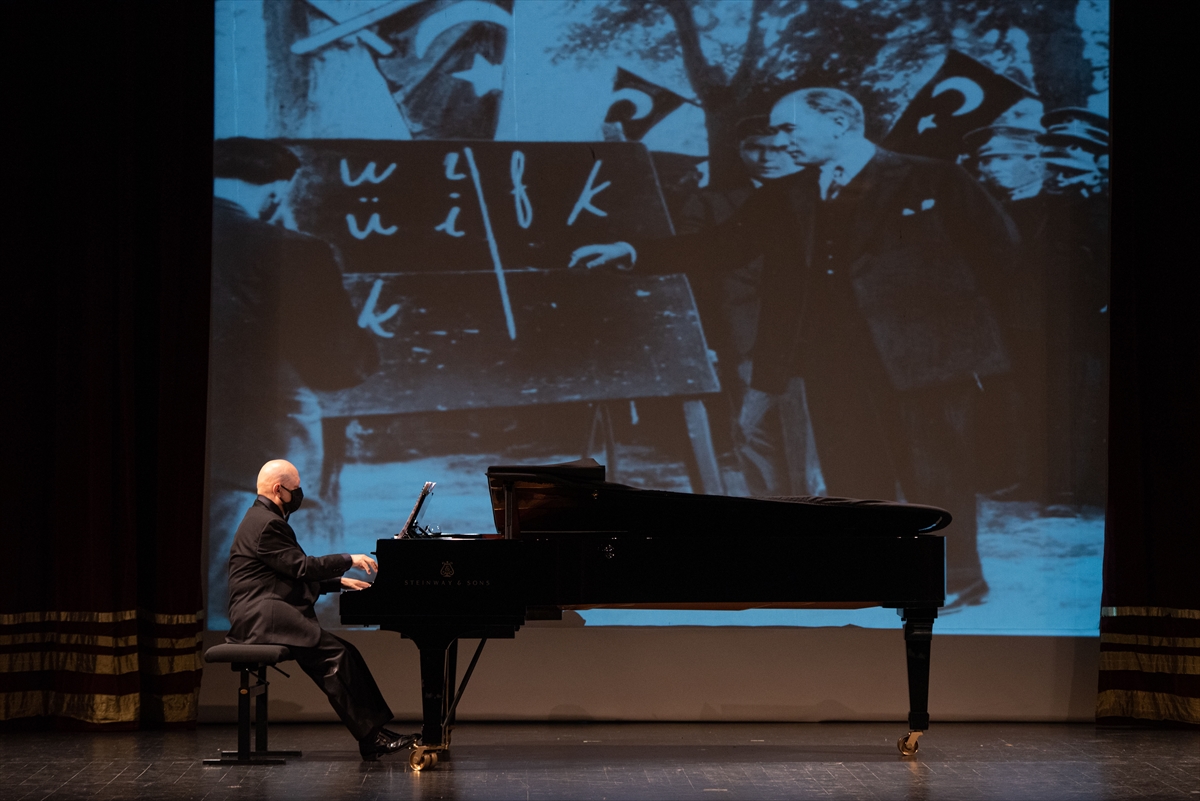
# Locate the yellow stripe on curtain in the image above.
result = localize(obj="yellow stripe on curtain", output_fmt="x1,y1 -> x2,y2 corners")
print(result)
1098,652 -> 1200,675
0,633 -> 201,649
1101,607 -> 1200,620
1097,690 -> 1200,725
0,610 -> 139,625
0,691 -> 141,725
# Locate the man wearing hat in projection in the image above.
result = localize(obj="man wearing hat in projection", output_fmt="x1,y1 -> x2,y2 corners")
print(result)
1039,108 -> 1108,197
964,125 -> 1047,203
208,137 -> 379,628
961,125 -> 1052,503
1036,108 -> 1110,511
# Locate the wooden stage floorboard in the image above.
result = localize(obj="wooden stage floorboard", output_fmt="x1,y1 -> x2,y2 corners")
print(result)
2,722 -> 1197,800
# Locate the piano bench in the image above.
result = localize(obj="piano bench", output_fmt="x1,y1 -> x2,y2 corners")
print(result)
202,644 -> 302,765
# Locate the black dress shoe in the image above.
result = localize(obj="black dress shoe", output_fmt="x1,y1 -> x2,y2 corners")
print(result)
388,729 -> 422,748
359,729 -> 410,761
381,728 -> 415,746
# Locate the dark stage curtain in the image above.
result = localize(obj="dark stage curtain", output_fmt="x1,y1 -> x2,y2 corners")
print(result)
1097,8 -> 1199,727
0,1 -> 214,727
0,0 -> 1192,730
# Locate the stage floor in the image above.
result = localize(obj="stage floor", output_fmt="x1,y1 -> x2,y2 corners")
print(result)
2,722 -> 1197,800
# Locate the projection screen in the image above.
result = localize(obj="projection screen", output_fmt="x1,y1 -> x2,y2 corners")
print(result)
209,0 -> 1110,636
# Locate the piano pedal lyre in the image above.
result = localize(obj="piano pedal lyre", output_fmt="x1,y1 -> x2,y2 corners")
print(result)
897,730 -> 922,756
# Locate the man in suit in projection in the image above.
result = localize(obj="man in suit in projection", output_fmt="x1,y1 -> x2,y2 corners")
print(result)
674,115 -> 808,496
227,458 -> 408,760
208,137 -> 378,629
571,88 -> 1017,608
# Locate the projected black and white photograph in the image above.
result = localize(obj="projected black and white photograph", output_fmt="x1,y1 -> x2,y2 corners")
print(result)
209,0 -> 1110,636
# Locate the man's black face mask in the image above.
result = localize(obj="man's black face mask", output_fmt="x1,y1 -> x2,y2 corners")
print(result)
281,485 -> 304,515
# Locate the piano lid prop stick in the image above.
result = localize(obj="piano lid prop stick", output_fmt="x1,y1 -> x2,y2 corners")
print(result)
463,147 -> 517,341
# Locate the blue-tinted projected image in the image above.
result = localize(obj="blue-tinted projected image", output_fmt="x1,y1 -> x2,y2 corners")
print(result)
210,0 -> 1110,636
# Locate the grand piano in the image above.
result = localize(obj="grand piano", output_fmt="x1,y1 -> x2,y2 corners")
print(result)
341,458 -> 949,770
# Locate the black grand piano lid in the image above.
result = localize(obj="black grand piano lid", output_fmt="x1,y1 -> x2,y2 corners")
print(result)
485,459 -> 952,536
486,457 -> 608,483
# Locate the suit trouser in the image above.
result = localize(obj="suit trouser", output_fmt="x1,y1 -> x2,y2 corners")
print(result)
736,377 -> 819,497
802,355 -> 984,594
290,630 -> 393,741
889,382 -> 984,593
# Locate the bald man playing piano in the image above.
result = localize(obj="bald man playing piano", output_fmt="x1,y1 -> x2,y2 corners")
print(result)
226,459 -> 409,761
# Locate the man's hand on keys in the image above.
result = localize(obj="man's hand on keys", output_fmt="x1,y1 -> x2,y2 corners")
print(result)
350,554 -> 378,576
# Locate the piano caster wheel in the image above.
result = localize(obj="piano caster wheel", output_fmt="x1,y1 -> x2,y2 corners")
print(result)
897,731 -> 922,757
408,746 -> 439,772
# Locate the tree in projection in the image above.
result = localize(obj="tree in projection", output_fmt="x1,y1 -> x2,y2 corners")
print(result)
552,0 -> 1104,188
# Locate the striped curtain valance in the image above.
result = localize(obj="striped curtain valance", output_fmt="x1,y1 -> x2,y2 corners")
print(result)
0,609 -> 203,726
1097,606 -> 1200,725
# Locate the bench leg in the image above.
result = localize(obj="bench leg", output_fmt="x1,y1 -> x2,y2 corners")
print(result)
256,665 -> 269,753
204,664 -> 298,764
238,666 -> 252,759
247,666 -> 301,757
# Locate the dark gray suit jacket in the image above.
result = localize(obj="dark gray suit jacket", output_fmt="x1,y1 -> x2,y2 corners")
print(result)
226,496 -> 351,647
642,148 -> 1018,394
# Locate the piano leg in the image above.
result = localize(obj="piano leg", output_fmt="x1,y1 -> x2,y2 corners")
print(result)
411,631 -> 457,750
393,624 -> 508,771
899,606 -> 937,756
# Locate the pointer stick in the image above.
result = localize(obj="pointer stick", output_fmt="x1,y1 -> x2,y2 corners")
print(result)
290,0 -> 421,54
463,147 -> 517,341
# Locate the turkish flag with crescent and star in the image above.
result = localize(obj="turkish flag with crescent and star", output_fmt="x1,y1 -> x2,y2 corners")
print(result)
294,0 -> 514,139
604,67 -> 690,142
298,0 -> 514,140
881,50 -> 1035,160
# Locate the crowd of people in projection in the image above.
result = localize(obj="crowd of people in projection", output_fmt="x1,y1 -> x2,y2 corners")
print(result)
207,14 -> 1109,624
571,93 -> 1109,611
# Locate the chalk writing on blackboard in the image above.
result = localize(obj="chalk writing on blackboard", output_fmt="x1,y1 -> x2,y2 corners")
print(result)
435,207 -> 466,238
442,153 -> 467,181
346,212 -> 398,240
567,160 -> 611,226
510,150 -> 533,230
357,278 -> 400,338
340,159 -> 396,186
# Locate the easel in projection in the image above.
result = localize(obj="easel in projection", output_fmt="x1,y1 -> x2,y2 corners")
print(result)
283,140 -> 723,496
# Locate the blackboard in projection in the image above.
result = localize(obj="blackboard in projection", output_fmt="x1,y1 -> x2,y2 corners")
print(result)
284,140 -> 675,274
281,140 -> 717,419
316,270 -> 717,418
